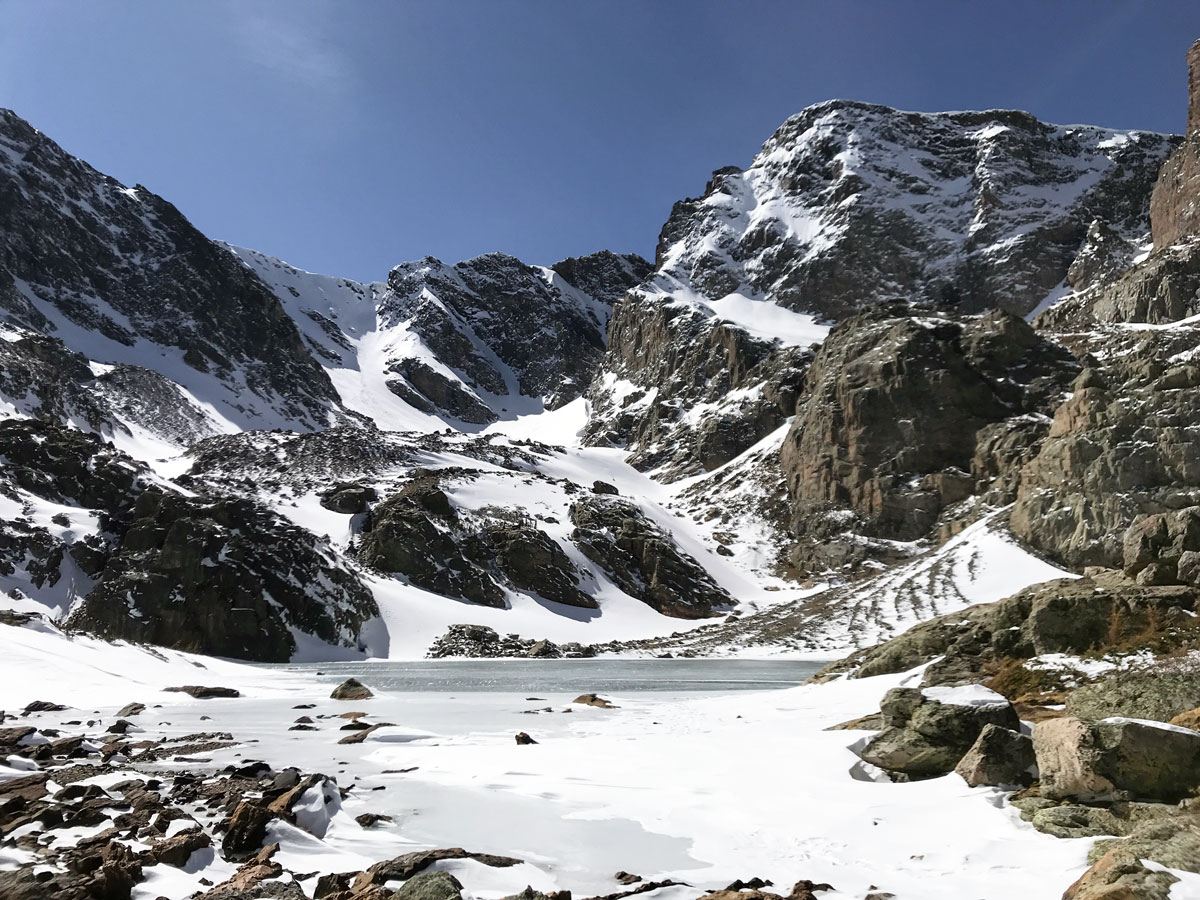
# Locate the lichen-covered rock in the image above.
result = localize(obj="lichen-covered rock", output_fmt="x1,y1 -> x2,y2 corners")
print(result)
1011,322 -> 1200,570
857,686 -> 1020,779
1064,814 -> 1200,900
953,724 -> 1036,787
1067,672 -> 1200,724
392,871 -> 464,900
823,577 -> 1199,687
1034,715 -> 1200,802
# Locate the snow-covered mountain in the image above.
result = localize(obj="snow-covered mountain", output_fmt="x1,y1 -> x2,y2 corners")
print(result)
0,93 -> 1193,663
230,246 -> 649,432
585,103 -> 1176,478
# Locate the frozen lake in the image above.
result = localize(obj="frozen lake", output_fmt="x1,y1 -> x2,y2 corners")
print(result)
263,658 -> 830,693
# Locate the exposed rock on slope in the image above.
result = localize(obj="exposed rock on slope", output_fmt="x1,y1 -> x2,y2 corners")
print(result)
781,304 -> 1076,571
569,494 -> 731,618
586,102 -> 1174,477
1011,322 -> 1200,569
234,245 -> 649,431
69,487 -> 378,661
0,108 -> 341,432
0,419 -> 379,660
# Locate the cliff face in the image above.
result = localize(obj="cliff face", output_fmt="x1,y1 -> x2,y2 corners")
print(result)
1149,40 -> 1200,250
586,102 -> 1174,479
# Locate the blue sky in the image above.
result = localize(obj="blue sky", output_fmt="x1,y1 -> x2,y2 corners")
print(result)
2,1 -> 1197,282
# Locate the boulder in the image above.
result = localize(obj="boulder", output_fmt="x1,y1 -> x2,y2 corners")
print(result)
1064,814 -> 1200,900
1067,672 -> 1200,724
1034,715 -> 1200,802
330,679 -> 373,701
857,686 -> 1020,779
573,694 -> 618,709
319,482 -> 377,515
953,724 -> 1036,787
392,871 -> 464,900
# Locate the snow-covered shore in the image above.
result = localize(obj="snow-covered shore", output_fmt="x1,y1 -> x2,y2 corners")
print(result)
0,624 -> 1099,899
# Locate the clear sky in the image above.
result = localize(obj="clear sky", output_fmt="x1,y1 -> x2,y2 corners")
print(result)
2,1 -> 1198,282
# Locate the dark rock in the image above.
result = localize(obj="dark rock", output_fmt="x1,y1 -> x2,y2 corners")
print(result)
858,686 -> 1020,779
69,488 -> 378,662
22,700 -> 67,713
953,724 -> 1036,787
569,495 -> 730,618
352,848 -> 522,892
355,813 -> 393,828
515,732 -> 538,745
330,678 -> 373,701
391,871 -> 464,900
319,482 -> 377,515
592,481 -> 619,495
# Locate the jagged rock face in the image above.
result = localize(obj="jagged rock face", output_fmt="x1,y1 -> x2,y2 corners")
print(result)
0,420 -> 144,615
587,101 -> 1170,479
568,495 -> 731,618
1011,323 -> 1200,569
550,250 -> 652,306
779,305 -> 1076,563
1088,240 -> 1200,324
1150,41 -> 1200,249
69,487 -> 378,661
357,470 -> 596,610
0,420 -> 377,660
384,251 -> 643,411
585,297 -> 812,477
0,326 -> 218,445
1149,138 -> 1200,250
0,109 -> 340,431
650,102 -> 1173,320
0,418 -> 145,511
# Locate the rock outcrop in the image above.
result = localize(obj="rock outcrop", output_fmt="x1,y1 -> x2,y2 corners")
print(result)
1149,40 -> 1200,250
568,495 -> 731,618
356,470 -> 594,610
857,686 -> 1020,779
780,305 -> 1075,569
69,488 -> 378,661
818,575 -> 1199,686
1011,323 -> 1200,569
585,102 -> 1173,478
